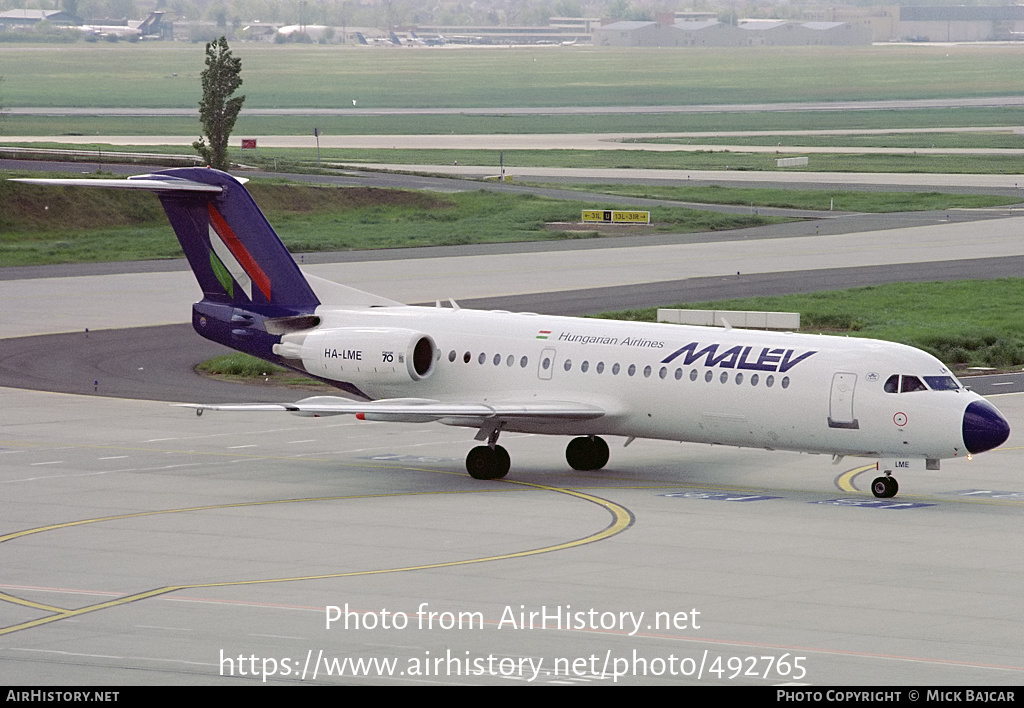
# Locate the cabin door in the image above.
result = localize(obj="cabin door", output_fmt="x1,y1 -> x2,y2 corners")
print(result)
823,372 -> 856,428
828,372 -> 860,429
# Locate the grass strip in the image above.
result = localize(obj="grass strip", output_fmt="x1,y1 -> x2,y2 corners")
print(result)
4,141 -> 1024,176
597,279 -> 1024,370
523,183 -> 1021,213
4,107 -> 1024,138
0,173 -> 784,267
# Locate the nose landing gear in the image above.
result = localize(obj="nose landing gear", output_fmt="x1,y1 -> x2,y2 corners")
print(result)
871,472 -> 899,499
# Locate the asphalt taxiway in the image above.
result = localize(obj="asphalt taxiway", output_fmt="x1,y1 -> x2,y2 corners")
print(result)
1,168 -> 1022,686
2,388 -> 1022,685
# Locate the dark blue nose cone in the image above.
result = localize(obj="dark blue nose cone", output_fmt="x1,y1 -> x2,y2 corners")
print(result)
963,400 -> 1011,454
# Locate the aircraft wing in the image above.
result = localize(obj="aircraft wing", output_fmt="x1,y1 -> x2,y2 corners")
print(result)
178,395 -> 606,423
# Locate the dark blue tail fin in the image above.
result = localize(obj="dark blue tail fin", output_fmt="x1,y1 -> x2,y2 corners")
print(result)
12,168 -> 323,366
150,168 -> 320,316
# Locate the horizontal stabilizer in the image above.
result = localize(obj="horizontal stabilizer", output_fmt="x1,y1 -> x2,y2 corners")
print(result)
11,175 -> 229,193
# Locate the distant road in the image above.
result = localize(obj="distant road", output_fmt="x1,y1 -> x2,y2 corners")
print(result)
8,96 -> 1024,116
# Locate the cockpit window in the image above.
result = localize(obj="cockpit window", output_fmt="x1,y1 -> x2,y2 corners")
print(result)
884,374 -> 935,393
924,375 -> 960,391
901,376 -> 927,393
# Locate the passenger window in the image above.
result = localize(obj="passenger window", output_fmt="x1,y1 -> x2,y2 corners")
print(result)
704,370 -> 713,383
901,376 -> 926,393
628,364 -> 636,377
581,361 -> 589,373
463,351 -> 472,364
597,362 -> 605,374
674,368 -> 683,381
750,374 -> 759,386
493,354 -> 501,366
644,365 -> 652,378
448,350 -> 457,362
735,373 -> 744,385
478,352 -> 486,365
884,375 -> 899,393
520,356 -> 528,368
612,363 -> 620,375
781,376 -> 790,389
564,360 -> 572,372
690,369 -> 698,382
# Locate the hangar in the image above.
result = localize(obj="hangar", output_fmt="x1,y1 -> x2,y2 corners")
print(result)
593,19 -> 871,47
898,5 -> 1024,42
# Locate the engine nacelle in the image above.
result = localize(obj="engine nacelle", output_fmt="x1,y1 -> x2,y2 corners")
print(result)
273,327 -> 437,386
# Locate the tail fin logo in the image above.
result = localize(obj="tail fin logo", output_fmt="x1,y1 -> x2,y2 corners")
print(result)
206,203 -> 272,302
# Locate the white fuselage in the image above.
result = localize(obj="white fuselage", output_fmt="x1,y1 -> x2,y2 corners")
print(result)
305,304 -> 982,461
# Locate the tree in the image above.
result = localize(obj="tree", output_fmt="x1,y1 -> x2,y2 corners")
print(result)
193,37 -> 245,172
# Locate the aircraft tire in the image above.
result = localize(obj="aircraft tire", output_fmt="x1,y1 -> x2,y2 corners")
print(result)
492,445 -> 511,479
566,436 -> 610,471
466,445 -> 510,480
871,475 -> 898,499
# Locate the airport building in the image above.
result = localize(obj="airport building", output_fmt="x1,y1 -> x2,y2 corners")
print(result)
897,5 -> 1024,42
0,9 -> 78,28
593,19 -> 872,47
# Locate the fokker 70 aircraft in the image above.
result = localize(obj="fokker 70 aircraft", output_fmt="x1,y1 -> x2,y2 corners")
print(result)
16,168 -> 1011,497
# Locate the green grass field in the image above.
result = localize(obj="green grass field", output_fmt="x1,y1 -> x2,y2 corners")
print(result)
3,44 -> 1024,111
0,174 -> 784,266
598,279 -> 1024,370
525,184 -> 1021,212
7,141 -> 1021,176
4,44 -> 1023,177
4,107 -> 1024,138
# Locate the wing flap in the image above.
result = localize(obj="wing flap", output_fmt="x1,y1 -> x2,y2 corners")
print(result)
177,396 -> 606,422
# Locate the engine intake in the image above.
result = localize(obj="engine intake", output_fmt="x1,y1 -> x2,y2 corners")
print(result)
274,327 -> 437,386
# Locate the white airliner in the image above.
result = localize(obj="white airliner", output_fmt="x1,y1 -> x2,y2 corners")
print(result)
79,11 -> 164,39
15,169 -> 1011,497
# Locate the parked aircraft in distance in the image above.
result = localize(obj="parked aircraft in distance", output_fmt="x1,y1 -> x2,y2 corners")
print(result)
411,31 -> 445,46
14,169 -> 1011,496
355,31 -> 397,46
79,10 -> 164,38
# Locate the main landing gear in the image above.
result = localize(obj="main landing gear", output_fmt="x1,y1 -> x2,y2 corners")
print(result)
565,435 -> 610,471
466,444 -> 511,480
464,433 -> 611,480
871,472 -> 899,499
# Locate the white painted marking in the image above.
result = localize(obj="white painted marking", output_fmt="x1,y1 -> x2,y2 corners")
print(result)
249,633 -> 304,640
136,625 -> 192,631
